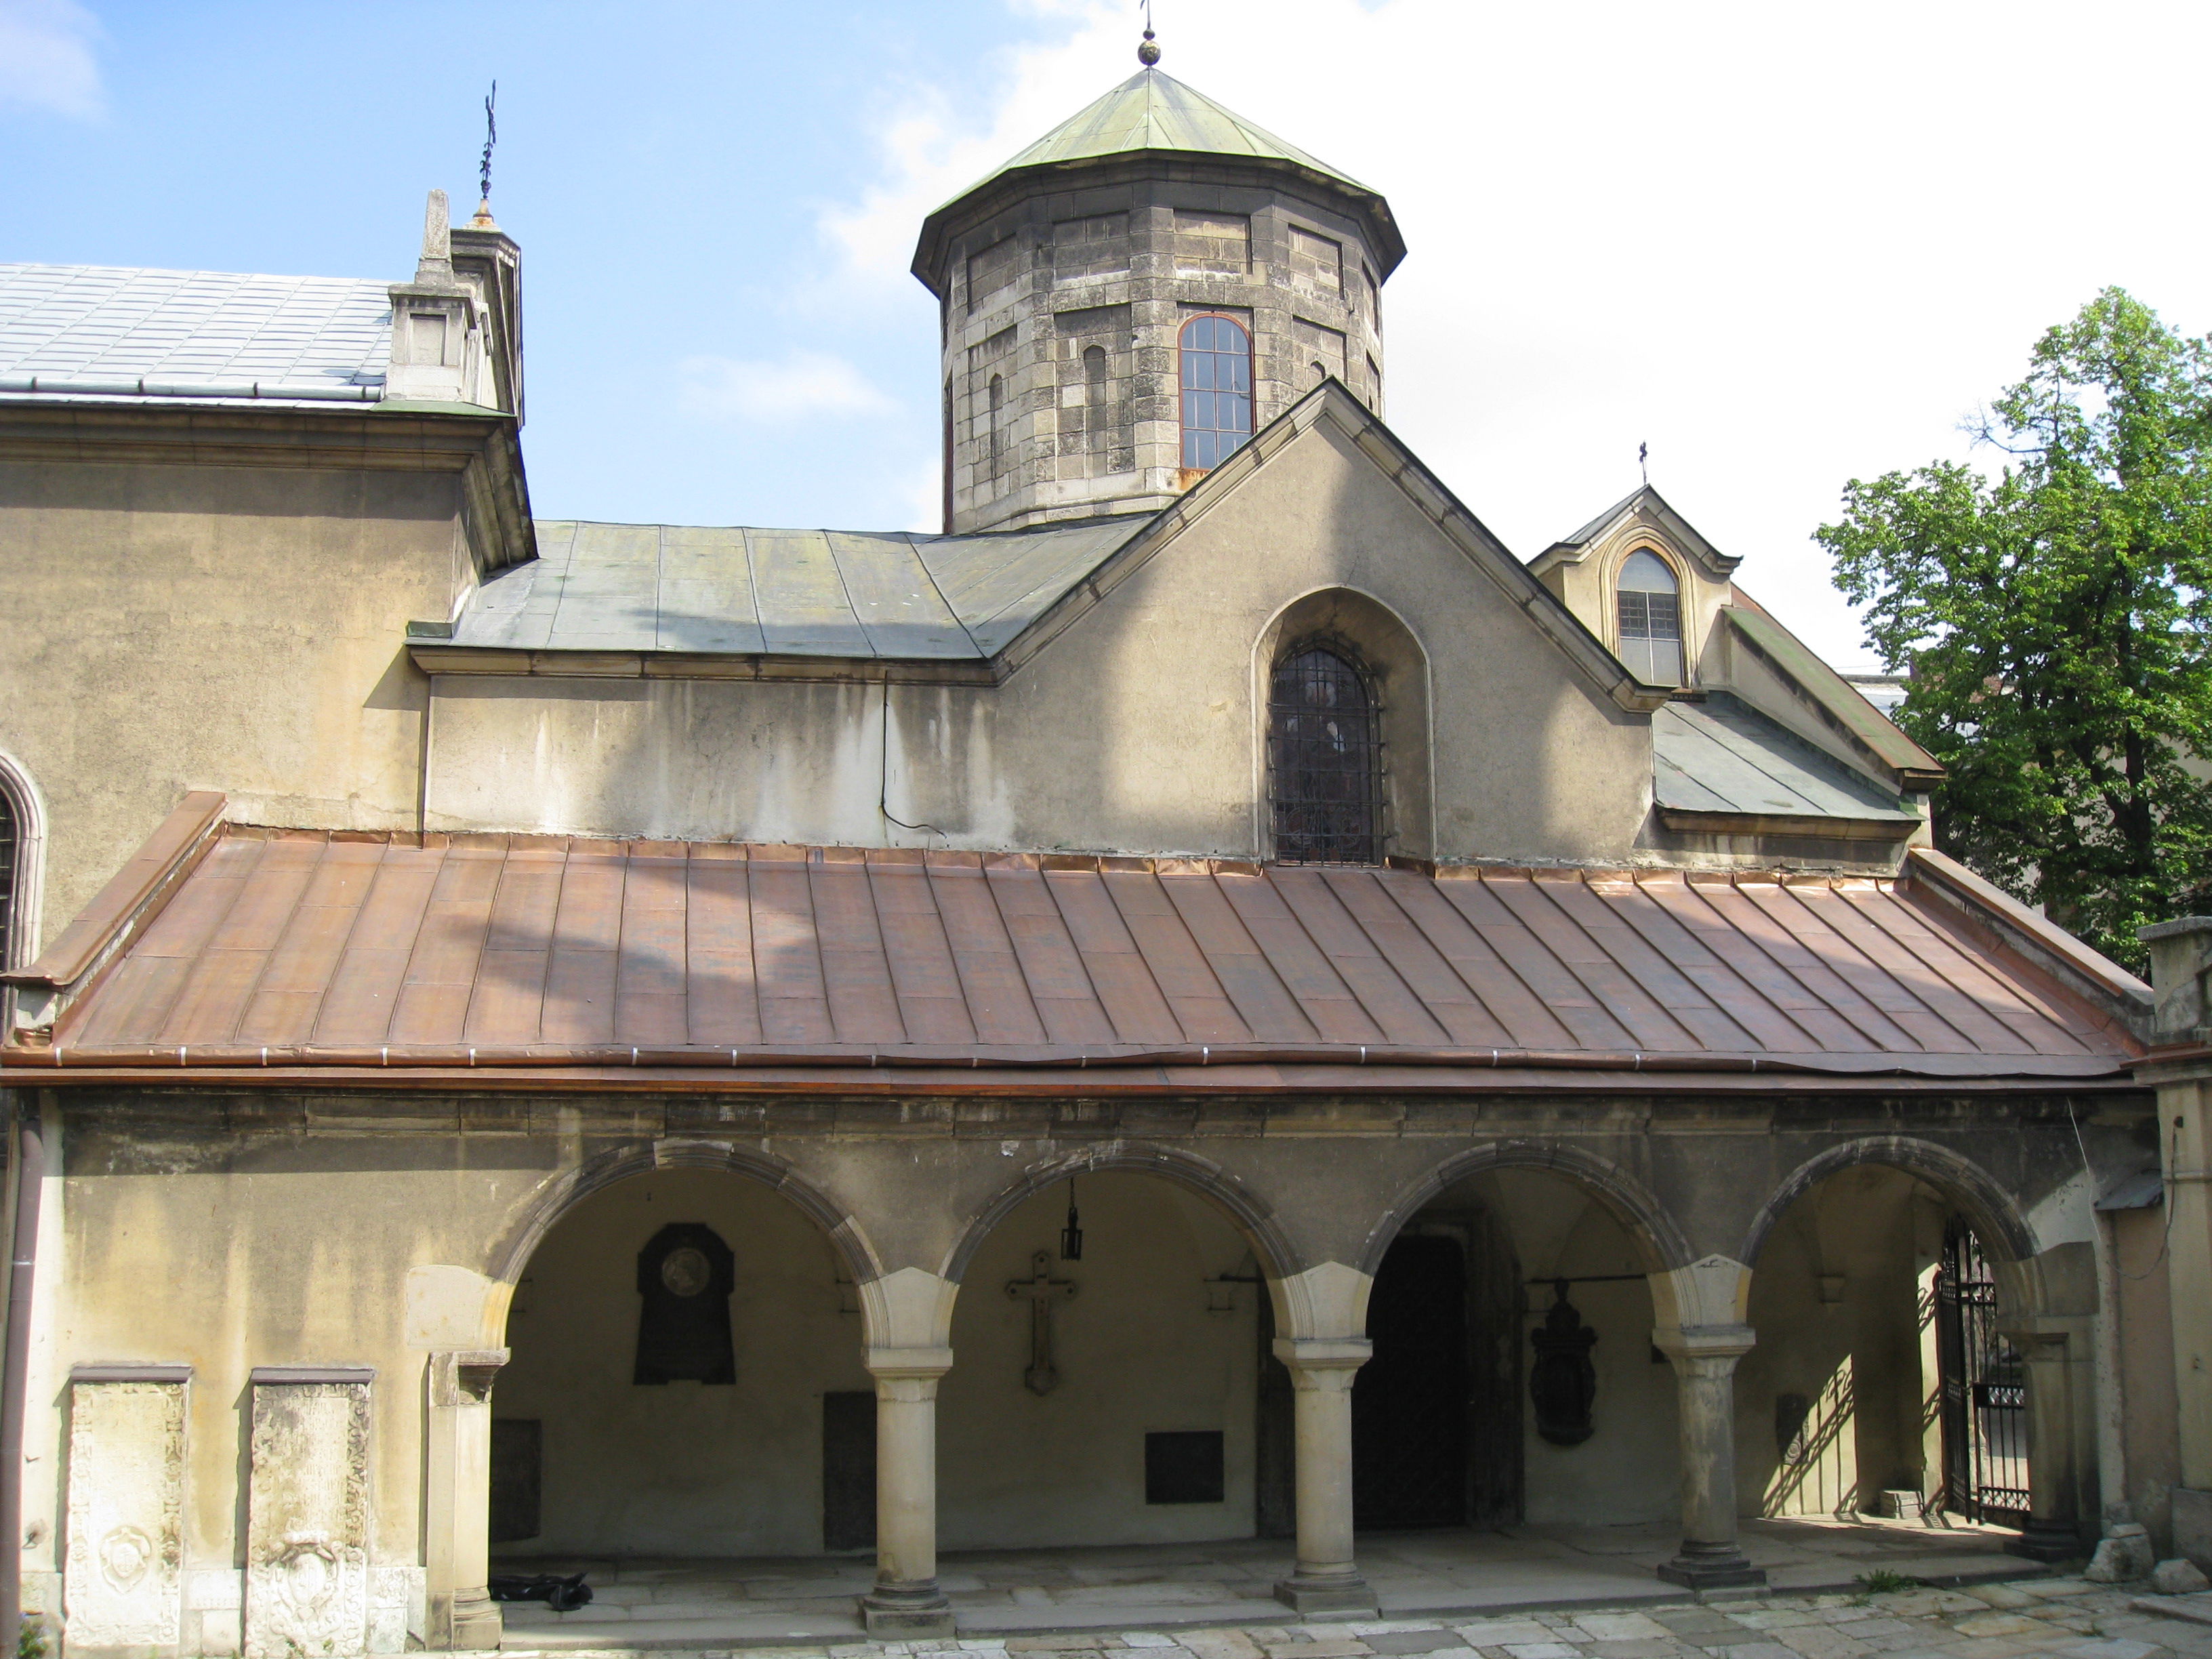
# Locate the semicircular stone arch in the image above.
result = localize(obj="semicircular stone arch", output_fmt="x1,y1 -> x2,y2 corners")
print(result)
1738,1135 -> 2040,1271
489,1139 -> 885,1292
941,1141 -> 1300,1286
1358,1139 -> 1696,1278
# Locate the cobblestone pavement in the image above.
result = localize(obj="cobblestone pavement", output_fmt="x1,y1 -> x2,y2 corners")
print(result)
502,1577 -> 2212,1659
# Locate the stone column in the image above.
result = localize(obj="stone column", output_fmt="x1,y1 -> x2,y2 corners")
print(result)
1272,1338 -> 1378,1615
2137,920 -> 2212,1566
2002,1328 -> 2083,1560
424,1350 -> 506,1650
859,1346 -> 954,1639
1650,1257 -> 1764,1592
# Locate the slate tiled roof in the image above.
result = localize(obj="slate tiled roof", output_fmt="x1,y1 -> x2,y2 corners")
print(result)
1655,695 -> 1920,829
0,263 -> 390,404
455,516 -> 1152,660
4,824 -> 2142,1084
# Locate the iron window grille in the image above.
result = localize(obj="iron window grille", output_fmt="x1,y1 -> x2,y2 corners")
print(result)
1179,314 -> 1253,470
1268,642 -> 1385,865
0,785 -> 14,969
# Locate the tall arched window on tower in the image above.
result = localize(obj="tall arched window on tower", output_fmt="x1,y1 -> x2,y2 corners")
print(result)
1180,314 -> 1252,470
1617,549 -> 1684,684
1268,643 -> 1382,865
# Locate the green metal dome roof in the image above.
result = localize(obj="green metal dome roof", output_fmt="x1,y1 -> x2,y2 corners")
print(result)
913,67 -> 1404,292
966,68 -> 1374,200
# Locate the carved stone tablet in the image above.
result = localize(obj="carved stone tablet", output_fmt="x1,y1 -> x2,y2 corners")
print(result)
245,1372 -> 372,1658
65,1372 -> 186,1650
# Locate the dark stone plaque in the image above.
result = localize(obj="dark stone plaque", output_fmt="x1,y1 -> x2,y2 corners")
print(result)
633,1223 -> 736,1385
489,1418 -> 541,1543
1528,1281 -> 1598,1446
821,1391 -> 877,1552
1145,1430 -> 1225,1504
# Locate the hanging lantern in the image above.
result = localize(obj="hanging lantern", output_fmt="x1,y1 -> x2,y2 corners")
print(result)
1059,1178 -> 1084,1261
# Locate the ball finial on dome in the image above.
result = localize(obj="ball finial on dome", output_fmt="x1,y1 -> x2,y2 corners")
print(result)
1137,28 -> 1161,66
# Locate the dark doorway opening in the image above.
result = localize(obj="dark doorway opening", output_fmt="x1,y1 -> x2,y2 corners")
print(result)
1353,1233 -> 1469,1529
1935,1216 -> 2030,1524
822,1391 -> 877,1552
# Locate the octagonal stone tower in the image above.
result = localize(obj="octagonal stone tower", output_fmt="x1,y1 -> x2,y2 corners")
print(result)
914,62 -> 1406,535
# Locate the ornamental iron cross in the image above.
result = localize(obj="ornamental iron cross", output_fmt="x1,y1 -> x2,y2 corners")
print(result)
1006,1249 -> 1078,1395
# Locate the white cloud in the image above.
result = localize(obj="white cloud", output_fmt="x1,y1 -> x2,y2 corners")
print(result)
815,0 -> 2212,663
0,0 -> 104,119
677,350 -> 897,424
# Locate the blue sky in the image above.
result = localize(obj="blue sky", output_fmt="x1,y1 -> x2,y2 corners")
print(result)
7,0 -> 2211,665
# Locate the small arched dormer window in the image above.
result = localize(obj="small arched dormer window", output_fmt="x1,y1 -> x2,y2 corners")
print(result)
1179,314 -> 1252,470
1268,643 -> 1382,865
1617,549 -> 1683,685
0,785 -> 16,970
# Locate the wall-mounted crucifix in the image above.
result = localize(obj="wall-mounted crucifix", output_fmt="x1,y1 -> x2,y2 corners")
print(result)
1006,1249 -> 1078,1395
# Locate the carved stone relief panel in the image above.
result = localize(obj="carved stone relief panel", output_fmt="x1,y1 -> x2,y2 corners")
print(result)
65,1366 -> 188,1652
245,1370 -> 373,1659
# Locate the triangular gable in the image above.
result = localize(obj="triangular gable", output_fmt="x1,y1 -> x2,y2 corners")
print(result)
1529,483 -> 1740,585
987,378 -> 1673,714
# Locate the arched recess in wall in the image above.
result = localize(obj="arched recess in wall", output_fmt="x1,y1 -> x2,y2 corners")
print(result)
1739,1136 -> 2039,1276
0,750 -> 48,972
1359,1139 -> 1694,1278
489,1139 -> 884,1296
941,1141 -> 1298,1288
1252,588 -> 1433,863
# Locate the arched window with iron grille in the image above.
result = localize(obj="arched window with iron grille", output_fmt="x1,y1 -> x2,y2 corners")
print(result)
1179,314 -> 1252,470
1267,643 -> 1383,865
0,784 -> 15,970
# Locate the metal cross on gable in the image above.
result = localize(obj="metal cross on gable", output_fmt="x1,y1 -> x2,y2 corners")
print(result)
1006,1249 -> 1078,1395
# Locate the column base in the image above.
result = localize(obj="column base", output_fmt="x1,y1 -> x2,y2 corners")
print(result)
430,1589 -> 504,1651
2171,1488 -> 2212,1574
1658,1546 -> 1767,1592
2007,1520 -> 2084,1563
1273,1572 -> 1380,1615
861,1584 -> 957,1639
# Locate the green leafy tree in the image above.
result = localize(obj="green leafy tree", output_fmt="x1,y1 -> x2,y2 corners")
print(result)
1817,287 -> 2212,970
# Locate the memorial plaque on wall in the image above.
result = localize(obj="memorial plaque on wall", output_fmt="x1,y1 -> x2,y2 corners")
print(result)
245,1368 -> 373,1659
634,1223 -> 736,1384
65,1367 -> 188,1651
821,1391 -> 876,1552
1145,1431 -> 1225,1504
489,1419 -> 541,1544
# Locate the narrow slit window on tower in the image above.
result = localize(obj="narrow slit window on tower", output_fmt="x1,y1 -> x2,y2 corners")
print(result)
987,373 -> 1004,483
1180,314 -> 1252,470
1084,344 -> 1109,467
1268,643 -> 1382,865
1616,549 -> 1683,684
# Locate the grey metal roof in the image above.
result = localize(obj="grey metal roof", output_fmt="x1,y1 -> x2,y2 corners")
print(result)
455,516 -> 1153,660
0,263 -> 389,405
1654,693 -> 1919,824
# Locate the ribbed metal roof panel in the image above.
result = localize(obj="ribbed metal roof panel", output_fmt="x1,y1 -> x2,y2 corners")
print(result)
28,826 -> 2141,1081
0,262 -> 390,403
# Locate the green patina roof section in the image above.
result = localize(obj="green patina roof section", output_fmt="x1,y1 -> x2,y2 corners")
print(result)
1725,606 -> 1942,777
946,69 -> 1372,207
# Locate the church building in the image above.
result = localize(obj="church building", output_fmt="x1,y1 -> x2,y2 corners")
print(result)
0,42 -> 2196,1659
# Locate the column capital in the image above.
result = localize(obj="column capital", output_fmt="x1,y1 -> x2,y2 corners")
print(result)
428,1348 -> 510,1408
1273,1336 -> 1372,1373
1652,1324 -> 1755,1364
865,1345 -> 953,1380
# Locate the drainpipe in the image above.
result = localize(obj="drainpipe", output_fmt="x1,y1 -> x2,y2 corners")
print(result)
0,1094 -> 45,1646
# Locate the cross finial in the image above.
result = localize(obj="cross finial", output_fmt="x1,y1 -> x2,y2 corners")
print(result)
1639,441 -> 1649,487
1138,0 -> 1160,65
472,81 -> 499,228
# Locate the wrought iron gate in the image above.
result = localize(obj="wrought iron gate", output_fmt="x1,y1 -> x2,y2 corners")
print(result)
1935,1216 -> 2030,1523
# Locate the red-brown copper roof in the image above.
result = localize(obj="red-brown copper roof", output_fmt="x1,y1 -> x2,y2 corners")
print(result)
3,824 -> 2143,1085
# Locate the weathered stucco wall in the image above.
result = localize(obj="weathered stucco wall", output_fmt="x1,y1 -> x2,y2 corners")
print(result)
0,459 -> 470,949
424,420 -> 1652,864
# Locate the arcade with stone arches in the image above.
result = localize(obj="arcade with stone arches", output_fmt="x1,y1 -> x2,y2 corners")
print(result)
392,1111 -> 2121,1638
